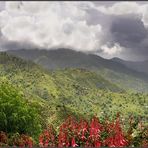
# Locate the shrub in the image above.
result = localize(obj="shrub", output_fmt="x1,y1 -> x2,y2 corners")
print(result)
0,82 -> 42,138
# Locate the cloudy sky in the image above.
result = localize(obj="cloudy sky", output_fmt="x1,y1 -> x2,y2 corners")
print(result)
0,1 -> 148,61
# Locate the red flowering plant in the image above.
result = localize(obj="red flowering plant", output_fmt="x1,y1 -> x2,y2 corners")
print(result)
0,131 -> 8,146
39,125 -> 56,147
64,114 -> 131,147
103,115 -> 128,147
9,133 -> 34,148
77,119 -> 89,146
38,114 -> 148,147
0,131 -> 33,147
58,116 -> 103,147
58,116 -> 79,147
1,113 -> 148,147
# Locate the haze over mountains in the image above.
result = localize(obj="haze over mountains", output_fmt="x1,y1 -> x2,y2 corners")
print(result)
111,57 -> 148,75
7,48 -> 148,75
6,48 -> 148,93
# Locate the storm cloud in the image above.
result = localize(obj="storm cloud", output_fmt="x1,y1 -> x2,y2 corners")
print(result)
109,15 -> 148,60
0,1 -> 148,61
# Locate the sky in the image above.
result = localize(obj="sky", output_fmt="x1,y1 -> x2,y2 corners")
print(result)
0,1 -> 148,61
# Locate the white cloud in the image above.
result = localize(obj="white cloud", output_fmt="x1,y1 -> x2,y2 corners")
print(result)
0,1 -> 104,52
0,11 -> 11,28
141,5 -> 148,27
94,2 -> 140,15
100,43 -> 122,55
112,2 -> 141,15
95,2 -> 148,27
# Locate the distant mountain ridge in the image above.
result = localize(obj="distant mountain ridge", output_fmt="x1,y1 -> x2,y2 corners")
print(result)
7,49 -> 148,77
111,57 -> 148,75
5,48 -> 148,92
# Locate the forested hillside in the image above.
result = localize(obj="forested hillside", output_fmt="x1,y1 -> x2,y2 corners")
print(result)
7,49 -> 148,92
0,52 -> 148,147
0,52 -> 147,125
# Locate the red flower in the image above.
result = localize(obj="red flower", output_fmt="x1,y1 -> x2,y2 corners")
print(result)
71,137 -> 78,147
95,140 -> 101,147
39,135 -> 44,147
89,116 -> 101,140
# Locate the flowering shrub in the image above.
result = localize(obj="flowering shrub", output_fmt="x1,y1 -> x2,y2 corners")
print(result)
103,115 -> 128,147
39,125 -> 56,147
38,115 -> 148,147
0,114 -> 148,147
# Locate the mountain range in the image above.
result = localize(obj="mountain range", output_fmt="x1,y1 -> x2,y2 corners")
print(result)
6,48 -> 148,92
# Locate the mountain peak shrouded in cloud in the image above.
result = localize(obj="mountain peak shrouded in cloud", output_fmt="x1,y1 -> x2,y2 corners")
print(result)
0,1 -> 148,61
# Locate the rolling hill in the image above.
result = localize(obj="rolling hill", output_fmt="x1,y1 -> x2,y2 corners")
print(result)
0,52 -> 122,124
0,52 -> 148,128
7,48 -> 148,92
0,52 -> 148,126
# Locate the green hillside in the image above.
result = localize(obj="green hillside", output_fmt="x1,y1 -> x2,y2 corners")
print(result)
0,52 -> 123,98
97,68 -> 148,93
0,52 -> 148,135
7,49 -> 148,93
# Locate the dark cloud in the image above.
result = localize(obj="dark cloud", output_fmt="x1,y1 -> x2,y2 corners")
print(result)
84,6 -> 148,60
111,15 -> 146,44
0,2 -> 5,11
110,14 -> 148,60
0,41 -> 38,51
86,8 -> 112,27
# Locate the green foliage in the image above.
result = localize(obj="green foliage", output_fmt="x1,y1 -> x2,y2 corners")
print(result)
7,49 -> 148,93
0,81 -> 42,138
0,52 -> 147,135
98,68 -> 148,93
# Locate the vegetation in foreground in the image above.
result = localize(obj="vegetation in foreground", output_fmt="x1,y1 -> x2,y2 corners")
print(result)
0,115 -> 148,147
0,52 -> 148,147
0,82 -> 148,147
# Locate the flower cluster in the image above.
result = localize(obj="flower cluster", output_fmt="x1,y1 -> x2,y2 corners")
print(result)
0,114 -> 148,147
39,115 -> 129,147
103,115 -> 128,147
39,125 -> 56,147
